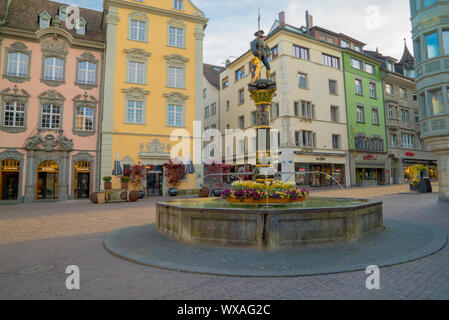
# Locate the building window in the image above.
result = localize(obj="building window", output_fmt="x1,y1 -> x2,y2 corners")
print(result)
295,131 -> 301,146
332,135 -> 341,149
204,106 -> 209,119
126,100 -> 144,124
226,100 -> 230,111
235,67 -> 245,81
293,45 -> 309,60
390,134 -> 397,147
399,87 -> 407,100
173,0 -> 184,10
76,18 -> 86,36
169,26 -> 184,48
211,103 -> 217,116
301,101 -> 314,119
167,104 -> 184,127
41,104 -> 61,129
3,101 -> 25,128
75,107 -> 94,131
238,89 -> 244,105
44,57 -> 64,81
127,61 -> 145,84
238,116 -> 244,129
385,83 -> 393,96
270,46 -> 279,60
350,58 -> 362,70
402,133 -> 414,149
168,66 -> 184,88
372,108 -> 379,125
443,30 -> 449,55
322,54 -> 339,69
356,106 -> 365,122
7,53 -> 29,78
222,77 -> 229,89
428,88 -> 444,115
386,60 -> 395,72
388,105 -> 396,119
369,83 -> 377,98
401,109 -> 410,122
298,73 -> 308,89
354,45 -> 362,52
39,11 -> 51,28
341,40 -> 349,48
329,80 -> 337,95
59,6 -> 68,21
302,131 -> 315,148
364,63 -> 375,75
355,79 -> 363,95
331,106 -> 339,122
419,94 -> 427,117
414,111 -> 420,123
77,61 -> 96,84
130,19 -> 147,42
425,32 -> 439,59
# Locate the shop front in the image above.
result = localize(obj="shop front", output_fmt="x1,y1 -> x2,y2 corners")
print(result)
350,152 -> 388,187
293,153 -> 348,188
388,149 -> 438,184
0,149 -> 24,203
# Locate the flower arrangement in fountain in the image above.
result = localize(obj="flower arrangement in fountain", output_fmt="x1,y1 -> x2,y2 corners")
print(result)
222,180 -> 310,203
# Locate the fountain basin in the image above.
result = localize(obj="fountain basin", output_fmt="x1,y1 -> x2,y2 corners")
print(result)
156,198 -> 383,249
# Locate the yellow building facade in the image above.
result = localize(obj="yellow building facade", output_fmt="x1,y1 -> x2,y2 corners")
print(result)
101,0 -> 207,195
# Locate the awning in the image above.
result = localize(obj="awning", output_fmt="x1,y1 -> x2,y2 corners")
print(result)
402,159 -> 438,166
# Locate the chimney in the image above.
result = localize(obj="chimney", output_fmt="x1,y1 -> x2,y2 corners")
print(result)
307,12 -> 313,29
279,11 -> 286,26
305,11 -> 313,34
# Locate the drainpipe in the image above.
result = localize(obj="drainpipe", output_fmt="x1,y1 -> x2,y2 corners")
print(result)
341,50 -> 353,188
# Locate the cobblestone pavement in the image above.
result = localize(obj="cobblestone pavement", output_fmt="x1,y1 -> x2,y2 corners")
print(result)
0,184 -> 448,300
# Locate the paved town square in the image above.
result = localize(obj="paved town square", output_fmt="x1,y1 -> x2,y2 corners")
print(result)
0,185 -> 448,300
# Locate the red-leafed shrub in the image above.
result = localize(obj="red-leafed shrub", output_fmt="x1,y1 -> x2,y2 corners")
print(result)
164,160 -> 186,186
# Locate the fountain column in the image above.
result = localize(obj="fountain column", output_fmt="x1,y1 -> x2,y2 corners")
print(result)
249,80 -> 277,183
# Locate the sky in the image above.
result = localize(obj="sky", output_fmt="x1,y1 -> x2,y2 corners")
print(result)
62,0 -> 414,66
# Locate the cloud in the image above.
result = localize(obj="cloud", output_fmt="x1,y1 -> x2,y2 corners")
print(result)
56,0 -> 414,65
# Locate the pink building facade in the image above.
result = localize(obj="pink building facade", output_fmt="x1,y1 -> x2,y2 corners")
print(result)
0,0 -> 104,203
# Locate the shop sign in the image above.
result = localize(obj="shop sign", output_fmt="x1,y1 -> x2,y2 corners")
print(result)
316,157 -> 326,161
364,155 -> 376,160
405,152 -> 415,157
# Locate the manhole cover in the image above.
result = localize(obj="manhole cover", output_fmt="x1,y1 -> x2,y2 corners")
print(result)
16,264 -> 55,275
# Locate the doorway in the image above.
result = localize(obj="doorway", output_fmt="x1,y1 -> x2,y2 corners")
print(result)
36,160 -> 59,200
146,165 -> 163,196
74,161 -> 90,199
0,159 -> 20,201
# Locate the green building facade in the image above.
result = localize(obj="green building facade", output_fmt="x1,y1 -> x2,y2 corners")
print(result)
342,50 -> 388,187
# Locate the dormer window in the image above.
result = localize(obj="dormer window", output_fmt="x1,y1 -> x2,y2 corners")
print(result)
39,11 -> 51,29
386,60 -> 395,72
59,6 -> 68,21
76,18 -> 86,36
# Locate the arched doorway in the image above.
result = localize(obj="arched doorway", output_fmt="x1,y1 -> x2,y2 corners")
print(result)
0,159 -> 20,200
74,161 -> 90,199
36,160 -> 59,200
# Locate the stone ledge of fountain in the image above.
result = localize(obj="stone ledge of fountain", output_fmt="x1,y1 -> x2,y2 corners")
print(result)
156,198 -> 383,249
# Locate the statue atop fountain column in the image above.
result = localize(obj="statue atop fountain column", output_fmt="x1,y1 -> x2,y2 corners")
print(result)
250,30 -> 272,81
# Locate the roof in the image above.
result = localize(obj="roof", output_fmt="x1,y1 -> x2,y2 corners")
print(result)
310,26 -> 366,46
399,42 -> 414,67
203,63 -> 225,89
2,0 -> 105,43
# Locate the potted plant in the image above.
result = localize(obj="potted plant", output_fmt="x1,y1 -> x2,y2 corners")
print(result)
103,176 -> 112,190
120,176 -> 130,189
164,159 -> 186,196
